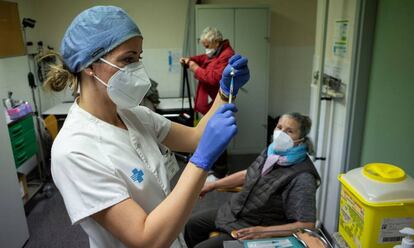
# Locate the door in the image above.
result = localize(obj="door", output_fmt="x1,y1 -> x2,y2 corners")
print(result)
195,6 -> 270,154
310,0 -> 363,235
195,7 -> 234,55
232,8 -> 269,154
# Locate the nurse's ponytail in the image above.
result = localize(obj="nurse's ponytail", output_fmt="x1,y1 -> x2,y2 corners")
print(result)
38,51 -> 79,94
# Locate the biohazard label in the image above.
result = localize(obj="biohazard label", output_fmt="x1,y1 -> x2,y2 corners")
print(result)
378,217 -> 413,243
339,188 -> 364,245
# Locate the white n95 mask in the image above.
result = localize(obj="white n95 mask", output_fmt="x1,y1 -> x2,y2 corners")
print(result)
94,58 -> 151,109
205,48 -> 216,57
272,129 -> 294,151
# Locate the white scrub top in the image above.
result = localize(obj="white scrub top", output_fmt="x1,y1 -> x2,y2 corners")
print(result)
51,101 -> 186,248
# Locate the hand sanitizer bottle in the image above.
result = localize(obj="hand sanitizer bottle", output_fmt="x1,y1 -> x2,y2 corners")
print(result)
394,227 -> 414,248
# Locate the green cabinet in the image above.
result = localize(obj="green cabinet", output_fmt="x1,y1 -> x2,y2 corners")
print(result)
8,115 -> 38,168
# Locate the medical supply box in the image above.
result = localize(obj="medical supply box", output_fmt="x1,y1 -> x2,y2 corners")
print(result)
338,163 -> 414,248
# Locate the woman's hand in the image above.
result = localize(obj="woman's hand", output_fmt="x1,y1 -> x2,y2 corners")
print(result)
199,182 -> 215,198
234,221 -> 313,240
180,57 -> 190,65
180,57 -> 199,71
233,226 -> 268,240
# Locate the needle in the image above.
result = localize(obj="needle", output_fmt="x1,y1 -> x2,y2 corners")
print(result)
229,68 -> 235,104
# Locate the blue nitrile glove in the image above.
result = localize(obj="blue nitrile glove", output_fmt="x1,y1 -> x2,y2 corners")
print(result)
190,104 -> 238,171
219,54 -> 250,97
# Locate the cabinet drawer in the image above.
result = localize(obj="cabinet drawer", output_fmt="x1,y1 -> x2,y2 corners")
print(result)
14,150 -> 29,168
11,130 -> 37,154
13,141 -> 38,168
8,115 -> 34,140
7,115 -> 38,168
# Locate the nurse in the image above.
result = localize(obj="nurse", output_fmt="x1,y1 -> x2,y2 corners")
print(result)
42,6 -> 249,248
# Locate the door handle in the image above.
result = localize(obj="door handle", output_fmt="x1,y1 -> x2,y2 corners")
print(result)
313,71 -> 319,80
320,97 -> 332,101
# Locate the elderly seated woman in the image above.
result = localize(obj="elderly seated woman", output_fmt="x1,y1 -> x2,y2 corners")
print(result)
184,112 -> 320,248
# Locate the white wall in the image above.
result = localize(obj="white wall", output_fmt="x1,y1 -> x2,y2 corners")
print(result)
0,56 -> 33,110
0,0 -> 49,114
29,0 -> 187,51
204,0 -> 317,117
31,0 -> 188,103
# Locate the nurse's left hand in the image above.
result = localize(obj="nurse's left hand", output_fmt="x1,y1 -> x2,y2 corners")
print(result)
190,104 -> 237,171
220,54 -> 250,97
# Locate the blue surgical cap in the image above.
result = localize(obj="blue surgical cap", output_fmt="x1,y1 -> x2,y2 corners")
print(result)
60,6 -> 142,73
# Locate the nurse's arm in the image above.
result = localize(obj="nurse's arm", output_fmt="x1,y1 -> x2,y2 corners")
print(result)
162,92 -> 227,152
92,163 -> 207,248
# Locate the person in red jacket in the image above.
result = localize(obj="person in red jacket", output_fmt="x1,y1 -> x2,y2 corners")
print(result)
180,27 -> 235,181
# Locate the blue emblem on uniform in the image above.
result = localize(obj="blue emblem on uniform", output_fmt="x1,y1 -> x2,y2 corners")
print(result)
130,168 -> 144,183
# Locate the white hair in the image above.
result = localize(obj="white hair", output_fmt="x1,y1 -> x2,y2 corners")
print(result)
200,27 -> 223,43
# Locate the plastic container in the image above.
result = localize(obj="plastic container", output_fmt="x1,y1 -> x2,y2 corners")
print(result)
338,163 -> 414,248
6,103 -> 32,120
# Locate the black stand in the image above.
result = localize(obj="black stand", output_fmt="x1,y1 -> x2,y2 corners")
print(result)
22,26 -> 54,211
178,65 -> 195,126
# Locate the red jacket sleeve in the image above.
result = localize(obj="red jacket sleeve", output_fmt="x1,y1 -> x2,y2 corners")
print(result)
190,54 -> 208,65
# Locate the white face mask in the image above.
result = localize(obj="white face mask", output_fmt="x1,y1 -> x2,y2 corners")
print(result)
94,58 -> 151,109
205,48 -> 216,57
273,129 -> 301,151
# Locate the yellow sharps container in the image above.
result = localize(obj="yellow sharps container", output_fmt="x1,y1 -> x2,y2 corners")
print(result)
338,163 -> 414,248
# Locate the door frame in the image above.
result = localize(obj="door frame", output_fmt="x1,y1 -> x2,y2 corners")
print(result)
311,0 -> 379,234
342,0 -> 378,172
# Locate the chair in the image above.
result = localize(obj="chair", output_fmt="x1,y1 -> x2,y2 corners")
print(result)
208,187 -> 330,247
40,115 -> 59,197
44,115 -> 58,141
215,187 -> 242,193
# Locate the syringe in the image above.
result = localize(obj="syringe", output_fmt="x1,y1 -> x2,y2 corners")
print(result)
229,68 -> 235,104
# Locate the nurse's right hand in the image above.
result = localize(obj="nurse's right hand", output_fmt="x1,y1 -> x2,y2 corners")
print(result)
190,104 -> 238,171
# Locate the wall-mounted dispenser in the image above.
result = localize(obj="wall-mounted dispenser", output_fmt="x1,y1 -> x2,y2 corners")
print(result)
321,74 -> 345,100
